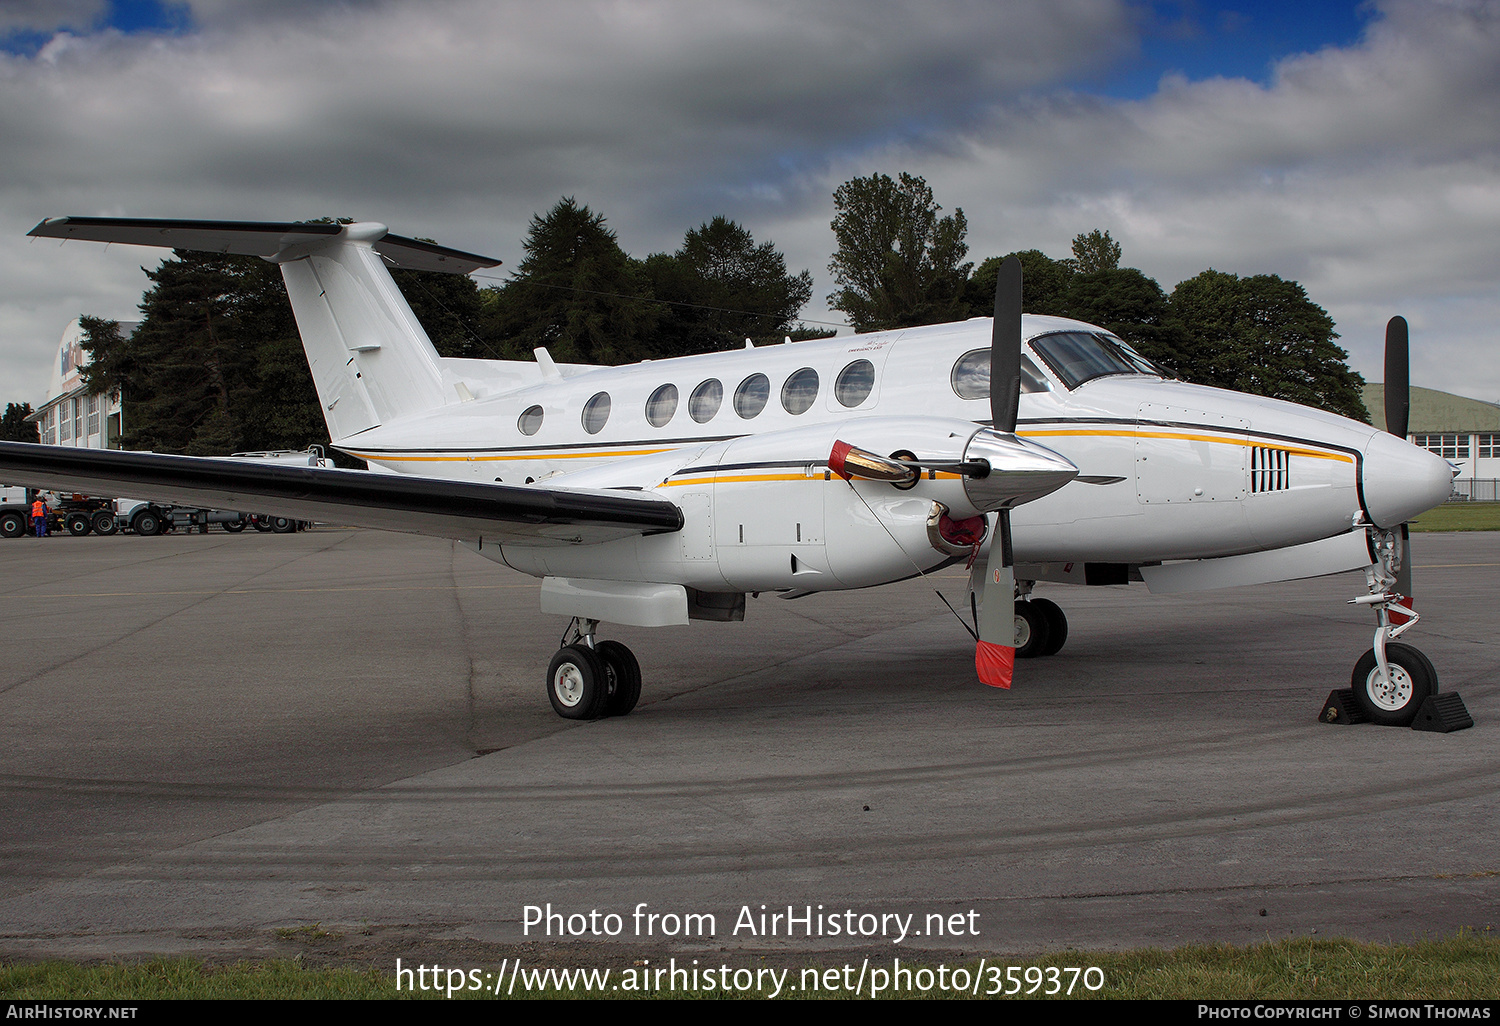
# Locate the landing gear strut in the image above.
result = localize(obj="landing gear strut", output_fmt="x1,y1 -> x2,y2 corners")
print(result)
547,618 -> 642,720
1348,526 -> 1436,726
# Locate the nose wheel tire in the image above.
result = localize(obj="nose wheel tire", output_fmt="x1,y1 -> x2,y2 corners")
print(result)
1014,602 -> 1051,659
547,645 -> 609,720
1351,642 -> 1437,727
595,640 -> 642,717
1030,598 -> 1068,656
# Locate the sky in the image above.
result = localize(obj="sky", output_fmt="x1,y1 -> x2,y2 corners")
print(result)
2,0 -> 1497,411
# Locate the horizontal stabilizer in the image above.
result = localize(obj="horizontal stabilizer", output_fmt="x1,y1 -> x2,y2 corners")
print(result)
0,442 -> 680,547
28,216 -> 501,275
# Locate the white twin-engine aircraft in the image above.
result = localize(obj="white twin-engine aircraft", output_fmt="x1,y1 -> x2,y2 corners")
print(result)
4,217 -> 1456,725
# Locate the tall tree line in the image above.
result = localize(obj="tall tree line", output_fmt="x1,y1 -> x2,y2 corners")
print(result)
66,179 -> 1367,457
828,172 -> 1367,422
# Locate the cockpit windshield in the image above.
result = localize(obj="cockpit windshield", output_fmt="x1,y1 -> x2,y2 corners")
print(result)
1028,331 -> 1164,390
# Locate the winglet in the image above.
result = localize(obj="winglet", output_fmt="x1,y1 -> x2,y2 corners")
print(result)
975,640 -> 1014,689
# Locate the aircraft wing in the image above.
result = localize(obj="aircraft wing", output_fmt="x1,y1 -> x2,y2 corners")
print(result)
0,442 -> 681,546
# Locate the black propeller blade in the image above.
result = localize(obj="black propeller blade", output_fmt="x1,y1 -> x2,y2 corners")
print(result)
990,255 -> 1023,433
1385,316 -> 1410,439
1384,315 -> 1414,599
975,255 -> 1025,687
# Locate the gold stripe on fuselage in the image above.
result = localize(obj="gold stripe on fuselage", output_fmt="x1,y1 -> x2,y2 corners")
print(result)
344,424 -> 1353,474
1018,428 -> 1353,463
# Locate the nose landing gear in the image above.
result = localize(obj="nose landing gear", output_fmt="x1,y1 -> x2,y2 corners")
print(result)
1347,526 -> 1436,727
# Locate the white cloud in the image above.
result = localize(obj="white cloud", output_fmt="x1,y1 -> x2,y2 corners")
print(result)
0,0 -> 104,35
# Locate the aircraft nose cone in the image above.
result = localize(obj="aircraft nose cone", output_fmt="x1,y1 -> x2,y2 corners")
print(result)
963,429 -> 1078,511
1362,431 -> 1456,528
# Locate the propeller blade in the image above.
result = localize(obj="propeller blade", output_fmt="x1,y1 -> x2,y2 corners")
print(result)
1384,316 -> 1415,599
1384,316 -> 1409,439
973,510 -> 1016,688
991,255 -> 1023,434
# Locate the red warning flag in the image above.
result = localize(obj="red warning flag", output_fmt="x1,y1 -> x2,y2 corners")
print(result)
975,639 -> 1014,689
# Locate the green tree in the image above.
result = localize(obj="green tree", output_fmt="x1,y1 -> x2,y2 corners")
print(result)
77,253 -> 270,454
1069,229 -> 1122,274
827,172 -> 972,332
1170,270 -> 1367,420
487,198 -> 656,364
1,402 -> 36,443
966,250 -> 1076,317
642,216 -> 820,355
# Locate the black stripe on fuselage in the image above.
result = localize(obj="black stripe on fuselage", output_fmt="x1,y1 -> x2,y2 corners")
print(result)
1018,415 -> 1371,522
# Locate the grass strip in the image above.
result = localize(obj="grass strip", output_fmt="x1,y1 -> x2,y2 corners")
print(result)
1410,504 -> 1500,532
3,935 -> 1498,1000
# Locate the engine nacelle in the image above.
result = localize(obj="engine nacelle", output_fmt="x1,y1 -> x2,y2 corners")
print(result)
496,417 -> 1074,601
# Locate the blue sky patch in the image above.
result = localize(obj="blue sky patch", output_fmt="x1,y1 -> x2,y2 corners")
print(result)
1,0 -> 193,56
1083,0 -> 1371,98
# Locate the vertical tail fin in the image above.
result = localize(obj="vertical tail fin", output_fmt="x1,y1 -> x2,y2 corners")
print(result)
277,223 -> 446,438
27,216 -> 502,443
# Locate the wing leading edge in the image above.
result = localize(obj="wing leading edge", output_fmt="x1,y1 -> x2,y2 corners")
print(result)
0,442 -> 681,546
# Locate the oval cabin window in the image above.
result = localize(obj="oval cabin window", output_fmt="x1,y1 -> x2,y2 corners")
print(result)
834,360 -> 875,408
646,384 -> 679,428
517,405 -> 544,436
781,367 -> 819,415
582,392 -> 611,434
689,379 -> 722,423
734,373 -> 770,419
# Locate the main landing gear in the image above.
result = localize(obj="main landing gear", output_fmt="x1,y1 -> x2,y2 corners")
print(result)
1347,526 -> 1436,726
1014,586 -> 1068,659
547,618 -> 642,720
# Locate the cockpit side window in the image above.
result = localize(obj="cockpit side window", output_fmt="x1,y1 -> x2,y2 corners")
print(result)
951,349 -> 1053,400
1028,332 -> 1163,390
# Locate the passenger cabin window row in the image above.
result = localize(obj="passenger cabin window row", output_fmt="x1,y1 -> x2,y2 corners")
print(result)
513,358 -> 879,436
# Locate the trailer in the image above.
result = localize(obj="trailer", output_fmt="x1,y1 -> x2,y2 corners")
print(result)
3,448 -> 333,538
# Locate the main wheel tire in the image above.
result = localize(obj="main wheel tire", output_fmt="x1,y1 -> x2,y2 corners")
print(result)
221,518 -> 246,533
132,510 -> 163,536
0,512 -> 24,539
251,516 -> 273,533
269,516 -> 295,534
595,640 -> 642,717
547,645 -> 609,720
65,514 -> 92,536
1014,601 -> 1052,659
1030,598 -> 1069,656
1351,643 -> 1438,727
92,511 -> 118,536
